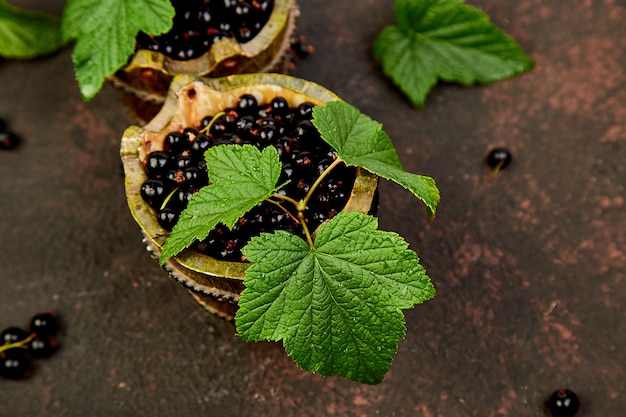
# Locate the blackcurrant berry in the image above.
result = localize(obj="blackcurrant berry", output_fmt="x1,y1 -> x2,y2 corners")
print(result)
164,131 -> 189,155
141,179 -> 169,209
190,134 -> 212,158
30,312 -> 58,337
236,94 -> 258,115
0,130 -> 20,150
0,349 -> 31,380
270,96 -> 289,115
157,208 -> 179,231
145,151 -> 173,178
296,102 -> 315,120
547,389 -> 580,417
183,166 -> 208,187
1,327 -> 28,345
27,335 -> 57,359
486,147 -> 512,171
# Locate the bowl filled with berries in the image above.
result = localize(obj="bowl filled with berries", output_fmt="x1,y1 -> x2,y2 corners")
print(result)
110,0 -> 300,123
121,72 -> 380,319
121,72 -> 440,383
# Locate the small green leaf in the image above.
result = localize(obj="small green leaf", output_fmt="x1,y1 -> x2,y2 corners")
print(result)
0,1 -> 64,59
159,144 -> 283,264
312,101 -> 440,218
373,0 -> 535,108
236,212 -> 435,384
61,0 -> 174,100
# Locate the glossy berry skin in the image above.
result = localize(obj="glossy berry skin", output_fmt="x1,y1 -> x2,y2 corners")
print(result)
27,335 -> 58,359
141,179 -> 169,209
486,147 -> 512,171
145,151 -> 172,178
1,327 -> 28,345
0,130 -> 20,150
547,389 -> 580,417
0,349 -> 31,380
30,312 -> 58,337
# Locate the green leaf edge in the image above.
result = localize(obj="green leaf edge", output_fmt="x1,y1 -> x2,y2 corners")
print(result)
373,0 -> 536,109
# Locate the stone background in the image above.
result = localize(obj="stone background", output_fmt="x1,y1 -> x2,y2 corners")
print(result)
1,0 -> 624,416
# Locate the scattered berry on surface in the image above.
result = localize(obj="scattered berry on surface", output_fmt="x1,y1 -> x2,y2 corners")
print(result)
30,312 -> 58,337
486,147 -> 512,172
1,311 -> 59,380
27,335 -> 58,359
0,118 -> 20,150
1,327 -> 28,345
0,349 -> 32,380
547,389 -> 580,417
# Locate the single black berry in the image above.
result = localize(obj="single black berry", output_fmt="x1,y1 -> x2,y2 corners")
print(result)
164,131 -> 189,155
157,208 -> 179,231
236,94 -> 259,115
145,151 -> 173,178
141,179 -> 170,209
1,327 -> 28,345
27,335 -> 57,359
547,389 -> 580,417
0,130 -> 20,150
0,349 -> 31,380
486,147 -> 512,172
30,312 -> 58,337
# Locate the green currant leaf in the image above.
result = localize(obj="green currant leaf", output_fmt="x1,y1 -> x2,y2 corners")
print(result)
0,1 -> 64,59
312,101 -> 439,218
373,0 -> 535,108
236,211 -> 435,384
61,0 -> 174,100
159,145 -> 283,264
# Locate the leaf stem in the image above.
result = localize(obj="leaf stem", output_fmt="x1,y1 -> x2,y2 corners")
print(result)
267,199 -> 300,225
298,211 -> 315,249
271,192 -> 301,210
302,157 -> 344,208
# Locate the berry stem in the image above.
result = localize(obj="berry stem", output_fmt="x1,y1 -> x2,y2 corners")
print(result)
302,157 -> 344,209
199,111 -> 226,135
0,333 -> 35,354
160,187 -> 180,210
491,160 -> 505,176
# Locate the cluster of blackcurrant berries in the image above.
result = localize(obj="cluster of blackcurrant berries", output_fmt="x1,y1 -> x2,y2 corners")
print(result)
140,93 -> 355,261
0,117 -> 20,150
547,388 -> 580,417
135,0 -> 274,61
0,311 -> 59,380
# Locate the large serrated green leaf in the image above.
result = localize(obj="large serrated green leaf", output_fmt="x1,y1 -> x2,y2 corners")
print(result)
374,0 -> 535,108
236,212 -> 435,384
159,145 -> 282,264
61,0 -> 174,100
0,2 -> 64,59
312,101 -> 440,218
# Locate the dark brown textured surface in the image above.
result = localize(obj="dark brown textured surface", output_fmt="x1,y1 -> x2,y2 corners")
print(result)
1,0 -> 624,416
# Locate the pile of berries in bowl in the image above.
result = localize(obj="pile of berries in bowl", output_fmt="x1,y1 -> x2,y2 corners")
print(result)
120,73 -> 378,320
110,0 -> 299,123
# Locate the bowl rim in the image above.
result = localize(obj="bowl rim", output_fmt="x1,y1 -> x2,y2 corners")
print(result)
115,0 -> 297,81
